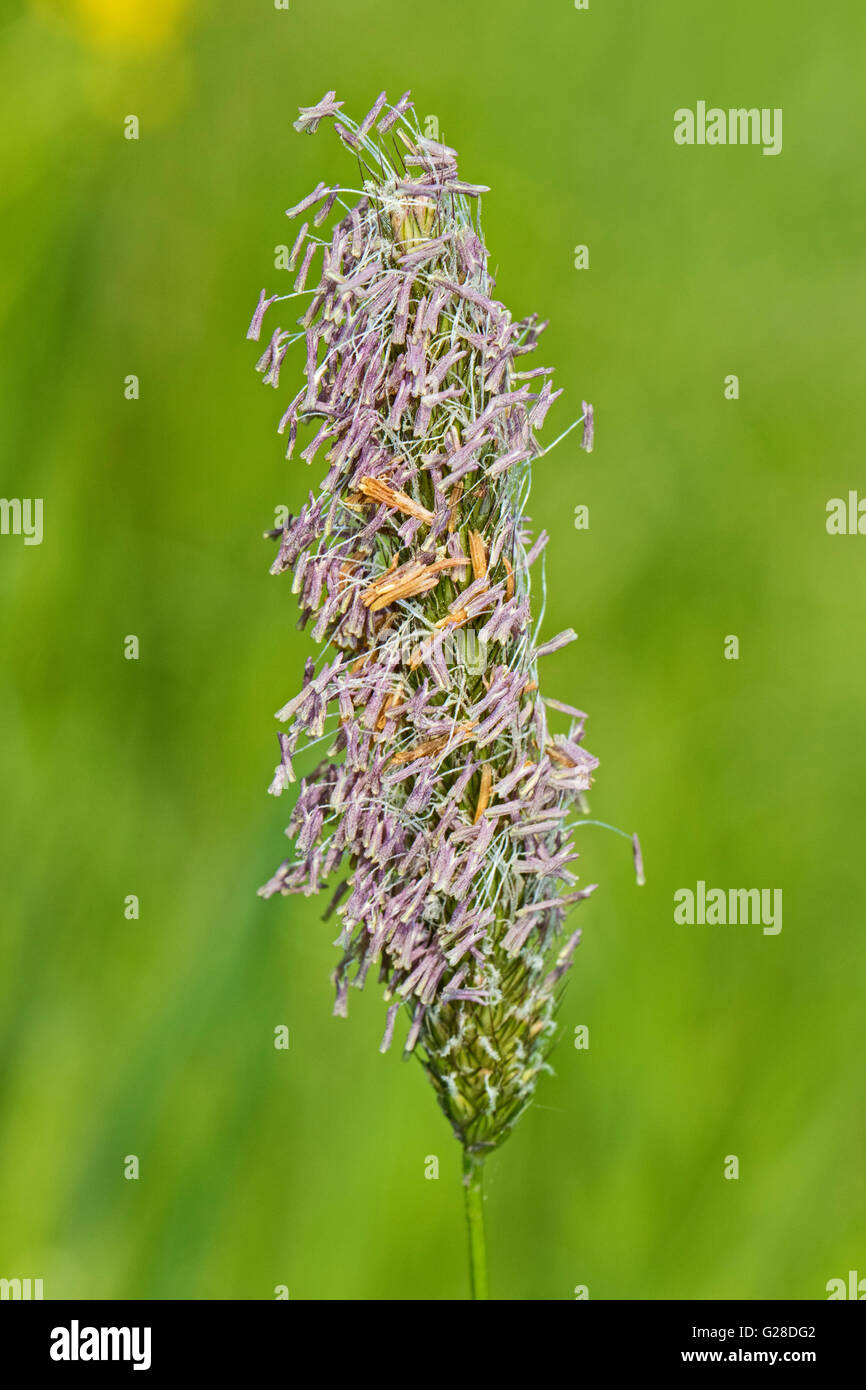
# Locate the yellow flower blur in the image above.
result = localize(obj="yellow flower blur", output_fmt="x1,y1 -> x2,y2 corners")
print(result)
43,0 -> 190,52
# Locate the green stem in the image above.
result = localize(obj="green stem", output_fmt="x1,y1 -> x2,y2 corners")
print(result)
462,1149 -> 488,1300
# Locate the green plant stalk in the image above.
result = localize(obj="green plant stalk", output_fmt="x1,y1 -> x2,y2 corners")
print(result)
462,1150 -> 488,1300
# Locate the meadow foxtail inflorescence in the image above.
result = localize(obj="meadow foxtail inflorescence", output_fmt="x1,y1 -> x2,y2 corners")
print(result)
247,92 -> 609,1281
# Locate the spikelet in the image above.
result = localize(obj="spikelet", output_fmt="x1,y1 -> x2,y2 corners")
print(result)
248,90 -> 598,1154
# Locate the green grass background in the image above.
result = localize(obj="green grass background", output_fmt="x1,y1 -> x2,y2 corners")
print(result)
1,0 -> 864,1300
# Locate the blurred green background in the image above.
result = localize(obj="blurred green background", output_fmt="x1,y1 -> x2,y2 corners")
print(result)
1,0 -> 864,1301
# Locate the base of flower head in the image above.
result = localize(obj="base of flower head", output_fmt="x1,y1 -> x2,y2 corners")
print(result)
417,960 -> 558,1154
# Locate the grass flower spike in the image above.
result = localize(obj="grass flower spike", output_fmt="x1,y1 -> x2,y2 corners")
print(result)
248,89 -> 599,1296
